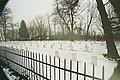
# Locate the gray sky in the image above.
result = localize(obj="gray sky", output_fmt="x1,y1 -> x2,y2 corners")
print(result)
7,0 -> 108,23
7,0 -> 53,23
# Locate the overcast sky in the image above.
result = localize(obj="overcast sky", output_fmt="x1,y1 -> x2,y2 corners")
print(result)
7,0 -> 108,23
7,0 -> 53,23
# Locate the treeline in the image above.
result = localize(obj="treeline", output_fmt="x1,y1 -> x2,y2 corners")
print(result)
0,0 -> 120,41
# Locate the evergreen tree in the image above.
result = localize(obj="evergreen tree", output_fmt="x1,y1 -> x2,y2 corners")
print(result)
18,20 -> 29,40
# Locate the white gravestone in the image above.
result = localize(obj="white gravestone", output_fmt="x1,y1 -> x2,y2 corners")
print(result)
72,53 -> 77,61
51,45 -> 53,49
43,44 -> 46,48
70,43 -> 73,50
60,43 -> 62,49
55,51 -> 59,58
36,42 -> 39,47
91,56 -> 97,65
85,44 -> 89,51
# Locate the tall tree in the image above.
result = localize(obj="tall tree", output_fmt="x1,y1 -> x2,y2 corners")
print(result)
86,1 -> 96,40
46,14 -> 52,40
96,0 -> 119,59
54,0 -> 80,40
0,7 -> 12,42
29,16 -> 48,40
9,22 -> 19,41
18,20 -> 29,40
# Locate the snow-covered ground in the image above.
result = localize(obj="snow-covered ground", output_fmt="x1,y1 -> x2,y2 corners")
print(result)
0,41 -> 120,80
2,67 -> 20,80
0,66 -> 21,80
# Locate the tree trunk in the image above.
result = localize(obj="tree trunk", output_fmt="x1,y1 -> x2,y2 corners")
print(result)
3,16 -> 7,42
96,0 -> 119,59
3,25 -> 7,42
70,9 -> 74,41
86,17 -> 92,41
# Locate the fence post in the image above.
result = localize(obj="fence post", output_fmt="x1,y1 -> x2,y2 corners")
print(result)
77,61 -> 79,80
20,49 -> 22,76
33,52 -> 35,80
28,51 -> 30,80
18,49 -> 21,75
36,53 -> 38,80
46,55 -> 47,79
42,54 -> 44,80
70,60 -> 72,80
84,63 -> 86,80
23,50 -> 25,76
39,54 -> 41,80
59,58 -> 60,80
64,59 -> 66,80
50,56 -> 51,80
30,52 -> 33,80
54,57 -> 56,80
102,66 -> 104,80
92,64 -> 95,80
26,50 -> 28,77
22,49 -> 23,76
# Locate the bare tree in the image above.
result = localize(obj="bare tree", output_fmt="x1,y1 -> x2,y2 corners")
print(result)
96,15 -> 104,36
0,7 -> 12,42
9,22 -> 19,40
46,14 -> 52,40
86,1 -> 97,40
29,16 -> 48,40
74,17 -> 83,36
52,14 -> 67,39
54,0 -> 81,40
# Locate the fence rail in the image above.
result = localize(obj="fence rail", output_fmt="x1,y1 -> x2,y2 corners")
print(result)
0,47 -> 104,80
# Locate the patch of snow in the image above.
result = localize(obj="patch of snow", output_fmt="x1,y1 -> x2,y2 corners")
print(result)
0,41 -> 119,80
2,67 -> 20,80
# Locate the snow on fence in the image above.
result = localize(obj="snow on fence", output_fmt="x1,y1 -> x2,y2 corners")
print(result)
0,47 -> 105,80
